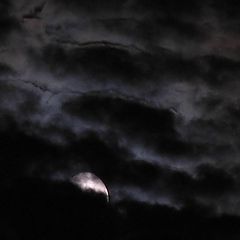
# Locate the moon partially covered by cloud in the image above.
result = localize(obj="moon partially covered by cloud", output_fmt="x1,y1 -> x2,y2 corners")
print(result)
71,172 -> 109,202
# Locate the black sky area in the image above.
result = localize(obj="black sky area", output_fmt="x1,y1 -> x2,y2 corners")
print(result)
1,0 -> 240,239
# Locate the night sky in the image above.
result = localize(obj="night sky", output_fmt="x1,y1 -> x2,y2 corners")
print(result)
1,0 -> 240,239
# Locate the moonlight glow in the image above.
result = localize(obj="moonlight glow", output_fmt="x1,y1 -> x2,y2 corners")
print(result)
71,172 -> 109,202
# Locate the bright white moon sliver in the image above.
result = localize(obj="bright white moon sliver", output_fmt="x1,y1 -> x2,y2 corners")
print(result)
71,172 -> 109,202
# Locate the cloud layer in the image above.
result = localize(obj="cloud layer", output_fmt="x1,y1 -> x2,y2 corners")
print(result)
1,0 -> 240,238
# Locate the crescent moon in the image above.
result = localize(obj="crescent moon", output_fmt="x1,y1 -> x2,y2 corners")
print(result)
71,172 -> 109,202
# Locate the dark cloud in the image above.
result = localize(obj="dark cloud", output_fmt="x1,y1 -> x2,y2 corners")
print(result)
0,111 -> 235,210
62,94 -> 199,156
112,159 -> 236,205
33,42 -> 205,87
38,43 -> 153,84
1,0 -> 240,239
33,41 -> 240,91
200,55 -> 240,88
0,62 -> 15,75
52,0 -> 129,14
0,0 -> 19,42
131,0 -> 202,16
1,177 -> 240,240
211,0 -> 240,20
0,178 -> 113,240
